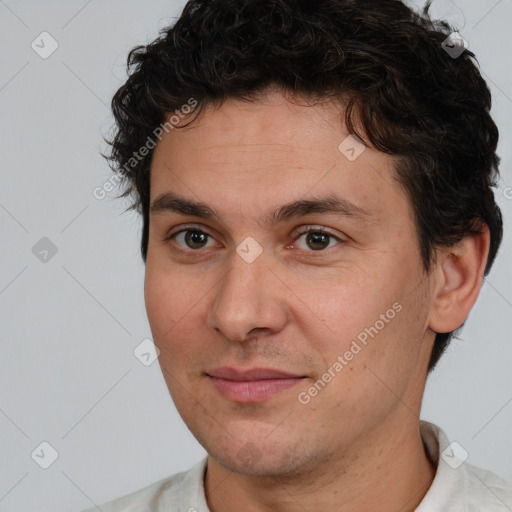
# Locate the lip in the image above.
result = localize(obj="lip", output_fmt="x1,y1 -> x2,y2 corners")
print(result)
206,367 -> 307,403
207,367 -> 303,381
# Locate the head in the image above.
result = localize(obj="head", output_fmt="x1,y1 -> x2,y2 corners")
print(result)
106,0 -> 502,475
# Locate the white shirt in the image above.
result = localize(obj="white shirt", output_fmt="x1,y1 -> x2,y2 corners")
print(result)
82,421 -> 512,511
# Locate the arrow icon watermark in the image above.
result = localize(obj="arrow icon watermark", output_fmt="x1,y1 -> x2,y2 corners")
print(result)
236,236 -> 263,263
134,338 -> 160,366
338,134 -> 366,161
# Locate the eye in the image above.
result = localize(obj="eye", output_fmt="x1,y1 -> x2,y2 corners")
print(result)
165,225 -> 344,253
293,228 -> 343,251
170,228 -> 217,250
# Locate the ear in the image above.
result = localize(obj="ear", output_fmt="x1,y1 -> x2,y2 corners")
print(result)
428,224 -> 490,334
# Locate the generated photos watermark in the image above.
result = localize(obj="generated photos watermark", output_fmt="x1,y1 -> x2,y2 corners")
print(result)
93,97 -> 198,200
298,301 -> 403,405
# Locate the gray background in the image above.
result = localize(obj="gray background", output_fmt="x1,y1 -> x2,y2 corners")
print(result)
0,1 -> 510,511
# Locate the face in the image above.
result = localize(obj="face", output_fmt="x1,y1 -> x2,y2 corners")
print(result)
144,90 -> 436,476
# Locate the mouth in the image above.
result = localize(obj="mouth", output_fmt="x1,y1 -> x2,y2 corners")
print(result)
206,367 -> 308,403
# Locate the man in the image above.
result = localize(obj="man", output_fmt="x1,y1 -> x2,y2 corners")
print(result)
85,0 -> 512,510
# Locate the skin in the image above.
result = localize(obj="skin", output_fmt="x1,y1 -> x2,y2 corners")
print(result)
144,88 -> 490,512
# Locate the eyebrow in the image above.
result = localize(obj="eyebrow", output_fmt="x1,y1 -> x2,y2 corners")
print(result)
149,191 -> 372,226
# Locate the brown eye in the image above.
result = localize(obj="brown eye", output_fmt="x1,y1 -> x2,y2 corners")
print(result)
294,228 -> 343,252
174,229 -> 214,250
305,232 -> 331,250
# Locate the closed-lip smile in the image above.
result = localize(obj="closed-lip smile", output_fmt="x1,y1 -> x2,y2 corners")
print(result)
206,367 -> 307,402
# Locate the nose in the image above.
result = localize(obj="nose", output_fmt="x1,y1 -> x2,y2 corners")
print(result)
206,248 -> 289,343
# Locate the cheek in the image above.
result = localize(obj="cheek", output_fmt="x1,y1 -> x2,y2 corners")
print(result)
144,266 -> 209,399
299,265 -> 421,380
144,268 -> 175,335
144,262 -> 204,350
296,271 -> 396,348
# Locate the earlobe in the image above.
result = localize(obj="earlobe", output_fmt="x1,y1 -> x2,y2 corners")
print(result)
428,225 -> 490,334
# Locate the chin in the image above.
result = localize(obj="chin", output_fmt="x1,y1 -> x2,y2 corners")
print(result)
203,431 -> 319,478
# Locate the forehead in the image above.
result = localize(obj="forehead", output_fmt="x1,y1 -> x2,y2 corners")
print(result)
149,91 -> 409,227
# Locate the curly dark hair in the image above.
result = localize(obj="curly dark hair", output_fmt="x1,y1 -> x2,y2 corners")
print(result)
106,0 -> 503,373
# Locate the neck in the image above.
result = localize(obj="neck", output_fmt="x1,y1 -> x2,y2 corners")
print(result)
204,415 -> 436,512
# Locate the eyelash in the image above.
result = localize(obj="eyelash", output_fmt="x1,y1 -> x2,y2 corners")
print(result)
164,224 -> 344,254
